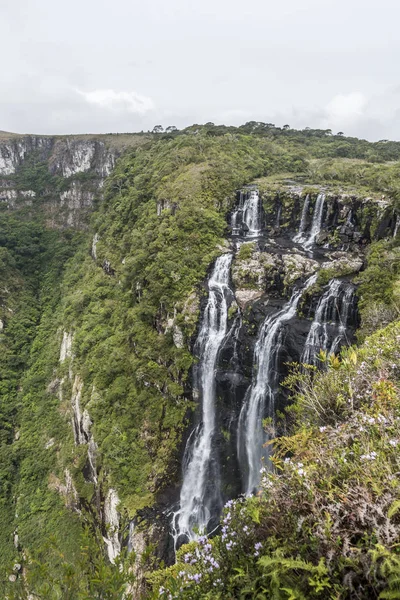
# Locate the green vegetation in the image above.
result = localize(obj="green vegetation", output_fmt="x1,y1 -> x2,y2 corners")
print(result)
1,124 -> 400,596
154,323 -> 400,599
356,239 -> 400,338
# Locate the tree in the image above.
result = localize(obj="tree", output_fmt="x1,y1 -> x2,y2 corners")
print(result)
165,126 -> 178,133
337,131 -> 344,136
283,124 -> 290,130
152,125 -> 164,134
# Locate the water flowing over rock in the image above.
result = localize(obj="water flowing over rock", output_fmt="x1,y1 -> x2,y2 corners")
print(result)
231,189 -> 262,237
302,279 -> 357,365
295,193 -> 310,238
237,274 -> 317,495
172,253 -> 234,546
243,189 -> 262,236
294,193 -> 326,249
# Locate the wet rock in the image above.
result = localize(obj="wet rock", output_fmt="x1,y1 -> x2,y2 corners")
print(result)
282,253 -> 319,285
235,289 -> 263,308
232,251 -> 279,290
102,259 -> 115,276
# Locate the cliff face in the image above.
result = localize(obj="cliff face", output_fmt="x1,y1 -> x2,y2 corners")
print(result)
0,133 -> 147,228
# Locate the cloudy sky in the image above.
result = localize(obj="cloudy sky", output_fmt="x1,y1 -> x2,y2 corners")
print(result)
1,0 -> 400,140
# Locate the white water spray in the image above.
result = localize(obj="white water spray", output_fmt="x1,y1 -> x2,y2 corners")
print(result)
294,193 -> 325,249
242,189 -> 262,236
302,279 -> 355,365
172,253 -> 233,545
237,274 -> 317,494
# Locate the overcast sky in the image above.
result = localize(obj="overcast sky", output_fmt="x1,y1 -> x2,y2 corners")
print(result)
1,0 -> 400,140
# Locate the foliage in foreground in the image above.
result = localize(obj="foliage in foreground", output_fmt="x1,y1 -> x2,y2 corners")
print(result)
4,528 -> 135,600
153,321 -> 400,599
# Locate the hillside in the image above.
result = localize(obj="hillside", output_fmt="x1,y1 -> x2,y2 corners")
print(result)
0,124 -> 399,599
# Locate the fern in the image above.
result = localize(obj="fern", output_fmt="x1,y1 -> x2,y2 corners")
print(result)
371,544 -> 400,599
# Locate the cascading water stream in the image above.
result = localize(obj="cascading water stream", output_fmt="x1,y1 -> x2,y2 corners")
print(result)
237,274 -> 317,495
242,189 -> 262,236
172,253 -> 233,546
294,193 -> 325,249
293,194 -> 310,243
302,279 -> 356,365
329,284 -> 356,356
231,188 -> 262,237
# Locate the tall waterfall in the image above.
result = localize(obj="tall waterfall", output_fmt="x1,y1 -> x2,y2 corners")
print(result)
302,279 -> 355,365
172,253 -> 233,546
237,274 -> 317,495
243,189 -> 262,236
294,193 -> 325,249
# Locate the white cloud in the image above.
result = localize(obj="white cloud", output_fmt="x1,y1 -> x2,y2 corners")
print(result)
77,88 -> 155,114
325,92 -> 367,121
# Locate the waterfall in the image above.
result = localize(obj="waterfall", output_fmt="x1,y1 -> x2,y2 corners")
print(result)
275,203 -> 282,229
243,190 -> 261,237
237,274 -> 317,495
302,279 -> 355,365
172,253 -> 233,545
294,193 -> 325,249
231,208 -> 240,236
305,193 -> 326,248
231,189 -> 262,237
294,194 -> 310,242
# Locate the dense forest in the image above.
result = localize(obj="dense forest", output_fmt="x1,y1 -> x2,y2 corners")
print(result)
0,124 -> 400,598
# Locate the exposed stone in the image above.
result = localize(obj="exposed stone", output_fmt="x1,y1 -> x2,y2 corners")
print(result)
235,289 -> 263,308
102,259 -> 115,276
103,489 -> 121,564
59,331 -> 73,362
232,252 -> 278,291
282,253 -> 319,286
59,181 -> 95,227
321,253 -> 363,276
71,375 -> 84,445
92,233 -> 100,260
49,469 -> 79,511
172,325 -> 184,349
157,198 -> 177,216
